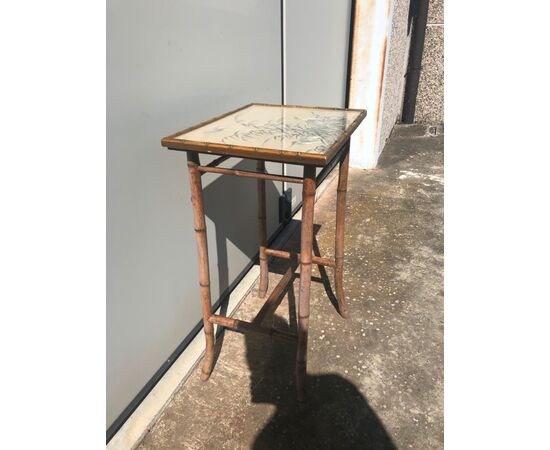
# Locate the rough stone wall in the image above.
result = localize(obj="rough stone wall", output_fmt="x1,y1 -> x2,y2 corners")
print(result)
415,0 -> 444,123
379,0 -> 444,157
378,0 -> 412,154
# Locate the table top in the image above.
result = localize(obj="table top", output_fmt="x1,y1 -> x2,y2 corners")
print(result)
161,103 -> 366,166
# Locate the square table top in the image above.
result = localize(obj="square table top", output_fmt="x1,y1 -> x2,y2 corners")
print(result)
161,103 -> 366,166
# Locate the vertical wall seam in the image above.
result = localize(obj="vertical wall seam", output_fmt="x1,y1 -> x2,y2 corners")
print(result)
280,0 -> 286,184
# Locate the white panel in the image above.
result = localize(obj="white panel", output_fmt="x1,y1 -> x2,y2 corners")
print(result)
284,0 -> 352,207
107,0 -> 281,428
349,0 -> 394,169
285,0 -> 352,108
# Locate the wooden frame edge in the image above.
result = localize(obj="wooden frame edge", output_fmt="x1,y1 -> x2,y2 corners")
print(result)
161,104 -> 367,167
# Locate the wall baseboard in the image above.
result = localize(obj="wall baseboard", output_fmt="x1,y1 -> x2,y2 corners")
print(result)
107,266 -> 259,450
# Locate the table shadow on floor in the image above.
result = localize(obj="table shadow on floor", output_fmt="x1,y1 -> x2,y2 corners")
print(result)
244,312 -> 396,450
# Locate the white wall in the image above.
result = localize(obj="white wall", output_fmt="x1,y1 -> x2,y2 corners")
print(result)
349,0 -> 394,169
285,0 -> 352,108
283,0 -> 352,206
107,0 -> 282,429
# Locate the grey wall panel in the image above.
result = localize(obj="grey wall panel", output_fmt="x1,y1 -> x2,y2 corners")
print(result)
107,0 -> 281,428
284,0 -> 352,208
285,0 -> 352,108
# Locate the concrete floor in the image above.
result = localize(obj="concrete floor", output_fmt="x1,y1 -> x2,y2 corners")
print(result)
138,126 -> 444,450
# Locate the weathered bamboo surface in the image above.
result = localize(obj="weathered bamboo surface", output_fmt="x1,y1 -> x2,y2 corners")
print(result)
253,258 -> 299,325
257,160 -> 268,299
264,248 -> 335,268
296,165 -> 316,401
334,149 -> 350,319
183,141 -> 354,400
197,165 -> 304,184
204,154 -> 230,169
186,151 -> 216,381
208,314 -> 297,342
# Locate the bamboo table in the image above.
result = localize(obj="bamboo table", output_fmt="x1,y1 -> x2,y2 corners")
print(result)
162,103 -> 366,401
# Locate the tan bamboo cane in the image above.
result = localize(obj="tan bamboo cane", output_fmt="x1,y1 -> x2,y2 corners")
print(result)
253,257 -> 299,325
208,314 -> 296,342
186,151 -> 216,381
257,160 -> 269,299
197,165 -> 303,184
264,248 -> 335,268
334,149 -> 350,319
204,154 -> 230,169
296,165 -> 316,401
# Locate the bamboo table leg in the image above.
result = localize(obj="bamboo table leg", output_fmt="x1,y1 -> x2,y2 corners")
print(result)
257,160 -> 268,299
296,165 -> 316,401
334,148 -> 350,319
186,151 -> 215,381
